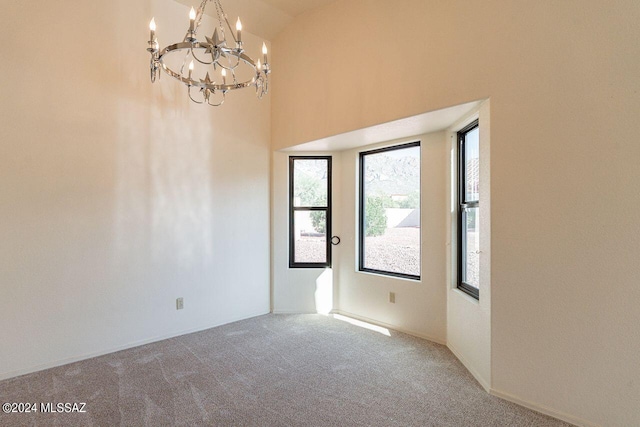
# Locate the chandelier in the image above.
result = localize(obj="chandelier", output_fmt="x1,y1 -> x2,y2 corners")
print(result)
146,0 -> 270,107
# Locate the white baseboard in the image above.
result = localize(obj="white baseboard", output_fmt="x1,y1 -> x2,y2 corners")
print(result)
0,310 -> 600,427
330,311 -> 589,426
446,345 -> 593,426
331,312 -> 595,426
333,310 -> 447,345
3,309 -> 595,427
489,388 -> 593,427
271,309 -> 318,314
446,342 -> 491,392
0,310 -> 269,382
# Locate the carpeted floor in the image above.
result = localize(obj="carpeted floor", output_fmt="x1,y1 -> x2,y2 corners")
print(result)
0,314 -> 571,426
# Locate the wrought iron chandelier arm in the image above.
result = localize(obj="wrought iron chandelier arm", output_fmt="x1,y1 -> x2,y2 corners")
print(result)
194,0 -> 210,32
188,86 -> 204,104
219,50 -> 241,71
222,13 -> 239,44
190,47 -> 215,65
146,0 -> 269,107
207,91 -> 226,107
212,0 -> 239,45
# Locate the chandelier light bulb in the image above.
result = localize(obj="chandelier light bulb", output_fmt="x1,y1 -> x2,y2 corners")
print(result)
256,59 -> 262,71
262,42 -> 268,64
189,7 -> 196,32
236,17 -> 242,44
221,68 -> 227,84
149,18 -> 156,43
188,60 -> 194,79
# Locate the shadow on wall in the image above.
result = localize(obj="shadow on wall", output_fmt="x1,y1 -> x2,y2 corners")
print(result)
114,91 -> 215,272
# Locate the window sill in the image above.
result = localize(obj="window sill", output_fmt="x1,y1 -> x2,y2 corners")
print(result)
357,268 -> 421,283
452,287 -> 480,304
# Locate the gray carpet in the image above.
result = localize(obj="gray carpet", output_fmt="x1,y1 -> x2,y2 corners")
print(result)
0,314 -> 570,426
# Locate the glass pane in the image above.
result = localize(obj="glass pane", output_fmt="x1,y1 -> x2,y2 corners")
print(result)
463,207 -> 480,289
362,145 -> 420,277
465,127 -> 480,202
293,159 -> 328,207
293,210 -> 327,264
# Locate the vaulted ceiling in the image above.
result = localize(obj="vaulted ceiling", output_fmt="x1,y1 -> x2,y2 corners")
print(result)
174,0 -> 338,40
258,0 -> 338,17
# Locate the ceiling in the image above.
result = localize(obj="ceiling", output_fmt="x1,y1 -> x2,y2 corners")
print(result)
174,0 -> 338,40
283,101 -> 483,152
258,0 -> 337,17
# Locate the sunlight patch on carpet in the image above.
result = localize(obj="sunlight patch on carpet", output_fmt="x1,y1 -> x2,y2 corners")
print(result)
333,314 -> 391,336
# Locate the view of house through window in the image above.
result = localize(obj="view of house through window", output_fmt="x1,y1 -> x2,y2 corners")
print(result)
359,142 -> 421,279
289,157 -> 332,268
458,121 -> 480,299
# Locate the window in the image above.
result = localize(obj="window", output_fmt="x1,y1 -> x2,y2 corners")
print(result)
457,120 -> 480,299
359,142 -> 421,280
289,156 -> 332,268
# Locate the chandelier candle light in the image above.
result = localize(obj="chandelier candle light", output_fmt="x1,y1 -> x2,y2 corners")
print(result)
147,0 -> 270,107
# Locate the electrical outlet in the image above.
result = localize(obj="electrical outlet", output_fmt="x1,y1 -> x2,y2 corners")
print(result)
176,298 -> 184,310
389,292 -> 396,304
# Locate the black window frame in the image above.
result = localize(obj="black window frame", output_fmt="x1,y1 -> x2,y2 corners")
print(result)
358,141 -> 421,281
289,156 -> 332,269
457,120 -> 480,299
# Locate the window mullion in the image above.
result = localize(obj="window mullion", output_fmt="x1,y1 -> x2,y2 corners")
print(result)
289,156 -> 332,268
292,206 -> 328,212
457,120 -> 480,300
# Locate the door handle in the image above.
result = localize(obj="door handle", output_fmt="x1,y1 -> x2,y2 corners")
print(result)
331,236 -> 341,246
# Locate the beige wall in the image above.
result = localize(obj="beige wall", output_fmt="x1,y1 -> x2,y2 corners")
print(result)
337,132 -> 447,343
272,131 -> 447,346
272,1 -> 640,425
446,102 -> 491,391
0,0 -> 271,379
271,150 -> 342,314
